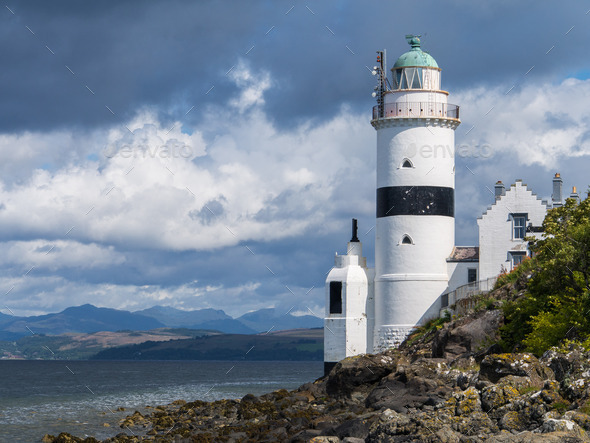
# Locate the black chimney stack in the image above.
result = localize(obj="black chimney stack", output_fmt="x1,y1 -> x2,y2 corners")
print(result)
351,218 -> 359,242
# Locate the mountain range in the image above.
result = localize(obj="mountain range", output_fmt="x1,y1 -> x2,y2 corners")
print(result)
0,304 -> 323,339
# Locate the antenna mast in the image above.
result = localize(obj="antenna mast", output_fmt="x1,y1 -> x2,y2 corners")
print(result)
373,50 -> 388,118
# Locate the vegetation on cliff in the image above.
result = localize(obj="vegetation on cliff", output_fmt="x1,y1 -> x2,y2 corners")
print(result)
501,194 -> 590,355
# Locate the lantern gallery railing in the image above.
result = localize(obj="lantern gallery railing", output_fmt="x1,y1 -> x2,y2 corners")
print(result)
373,102 -> 460,120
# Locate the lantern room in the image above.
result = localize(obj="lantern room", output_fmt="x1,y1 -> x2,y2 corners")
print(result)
390,35 -> 441,91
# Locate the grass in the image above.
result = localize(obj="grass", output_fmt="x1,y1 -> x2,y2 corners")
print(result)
405,311 -> 452,347
552,401 -> 570,414
518,386 -> 538,395
580,403 -> 590,416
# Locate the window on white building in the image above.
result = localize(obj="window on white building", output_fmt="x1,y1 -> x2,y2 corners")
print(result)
401,159 -> 413,168
510,252 -> 527,268
511,213 -> 527,239
468,268 -> 477,283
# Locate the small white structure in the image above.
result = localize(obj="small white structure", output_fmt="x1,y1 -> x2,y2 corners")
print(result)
324,220 -> 374,369
323,35 -> 585,375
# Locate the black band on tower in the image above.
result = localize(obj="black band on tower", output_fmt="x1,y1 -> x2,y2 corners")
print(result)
377,186 -> 454,218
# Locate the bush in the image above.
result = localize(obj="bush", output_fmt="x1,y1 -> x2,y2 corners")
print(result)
500,195 -> 590,356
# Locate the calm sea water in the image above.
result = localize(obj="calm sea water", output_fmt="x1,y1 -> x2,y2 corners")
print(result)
0,360 -> 323,443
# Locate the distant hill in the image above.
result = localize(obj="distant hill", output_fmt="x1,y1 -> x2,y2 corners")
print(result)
3,304 -> 164,337
92,329 -> 324,361
135,306 -> 230,327
0,304 -> 322,338
135,306 -> 257,334
0,328 -> 219,360
237,308 -> 323,333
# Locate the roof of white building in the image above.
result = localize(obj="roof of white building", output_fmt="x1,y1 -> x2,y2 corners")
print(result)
447,246 -> 479,262
478,180 -> 547,219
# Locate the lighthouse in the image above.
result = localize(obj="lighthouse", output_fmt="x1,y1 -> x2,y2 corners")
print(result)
323,35 -> 461,373
371,35 -> 460,351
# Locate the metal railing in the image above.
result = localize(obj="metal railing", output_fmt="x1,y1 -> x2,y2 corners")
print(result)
440,277 -> 497,312
373,102 -> 460,120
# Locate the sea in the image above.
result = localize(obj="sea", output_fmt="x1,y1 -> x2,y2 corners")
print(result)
0,360 -> 324,443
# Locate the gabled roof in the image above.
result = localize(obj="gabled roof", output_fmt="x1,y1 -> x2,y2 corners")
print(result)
478,180 -> 547,220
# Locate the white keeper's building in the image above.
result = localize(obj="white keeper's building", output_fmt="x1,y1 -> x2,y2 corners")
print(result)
323,35 -> 583,375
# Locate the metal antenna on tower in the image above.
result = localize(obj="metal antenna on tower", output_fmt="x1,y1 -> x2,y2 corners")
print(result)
372,49 -> 388,118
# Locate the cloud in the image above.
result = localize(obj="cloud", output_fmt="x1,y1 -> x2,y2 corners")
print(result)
0,65 -> 374,255
455,77 -> 590,168
229,61 -> 272,112
0,240 -> 125,271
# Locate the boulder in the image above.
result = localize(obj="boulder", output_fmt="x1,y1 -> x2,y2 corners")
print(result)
432,309 -> 503,360
481,384 -> 520,413
325,353 -> 396,399
480,353 -> 553,385
333,416 -> 374,440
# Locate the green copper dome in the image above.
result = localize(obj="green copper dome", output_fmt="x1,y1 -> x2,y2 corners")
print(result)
392,35 -> 438,69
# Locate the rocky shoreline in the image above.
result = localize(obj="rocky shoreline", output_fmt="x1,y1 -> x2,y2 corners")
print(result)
42,289 -> 590,442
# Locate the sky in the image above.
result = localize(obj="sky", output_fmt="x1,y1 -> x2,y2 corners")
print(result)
0,0 -> 589,317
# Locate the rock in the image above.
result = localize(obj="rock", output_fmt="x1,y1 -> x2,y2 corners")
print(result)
540,380 -> 568,406
539,417 -> 589,440
342,438 -> 365,443
480,353 -> 553,385
309,437 -> 340,443
454,386 -> 481,416
499,410 -> 528,432
365,357 -> 453,412
564,410 -> 590,430
290,429 -> 323,442
432,309 -> 503,360
481,384 -> 520,413
334,416 -> 373,439
542,347 -> 590,383
365,377 -> 429,412
325,352 -> 396,399
428,425 -> 463,443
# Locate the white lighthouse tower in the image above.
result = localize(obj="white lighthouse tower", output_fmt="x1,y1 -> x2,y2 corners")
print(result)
371,35 -> 460,351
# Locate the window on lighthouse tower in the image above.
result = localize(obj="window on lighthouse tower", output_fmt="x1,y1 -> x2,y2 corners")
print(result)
401,159 -> 413,168
401,235 -> 413,245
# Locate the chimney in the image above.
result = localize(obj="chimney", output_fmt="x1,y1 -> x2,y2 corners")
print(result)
494,181 -> 505,199
350,218 -> 359,242
570,186 -> 580,204
552,173 -> 563,207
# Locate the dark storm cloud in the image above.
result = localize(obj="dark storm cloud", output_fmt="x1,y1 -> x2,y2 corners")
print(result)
2,1 -> 590,133
0,0 -> 271,131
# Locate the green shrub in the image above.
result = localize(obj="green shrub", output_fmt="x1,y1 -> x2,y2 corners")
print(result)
500,196 -> 590,356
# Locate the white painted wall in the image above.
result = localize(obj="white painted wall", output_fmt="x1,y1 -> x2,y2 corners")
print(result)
478,181 -> 547,280
446,261 -> 478,293
376,124 -> 455,189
